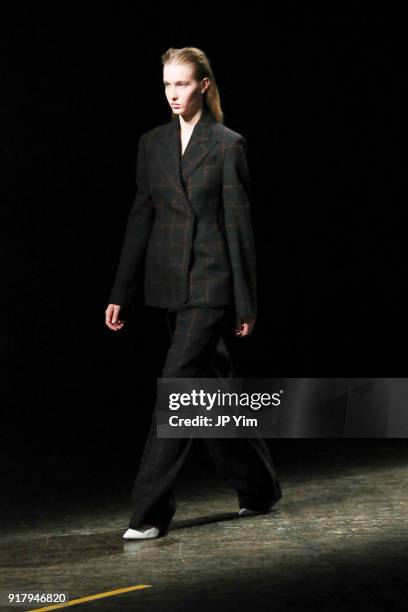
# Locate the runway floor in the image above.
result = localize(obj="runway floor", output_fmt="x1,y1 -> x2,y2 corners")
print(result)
1,441 -> 408,611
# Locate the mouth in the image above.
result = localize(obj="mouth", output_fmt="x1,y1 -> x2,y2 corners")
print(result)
171,104 -> 181,108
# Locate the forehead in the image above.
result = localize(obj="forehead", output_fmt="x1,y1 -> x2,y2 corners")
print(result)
163,62 -> 195,81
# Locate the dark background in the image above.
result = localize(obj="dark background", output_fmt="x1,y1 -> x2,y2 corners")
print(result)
2,5 -> 407,491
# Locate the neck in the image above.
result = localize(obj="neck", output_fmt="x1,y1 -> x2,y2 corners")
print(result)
178,106 -> 204,131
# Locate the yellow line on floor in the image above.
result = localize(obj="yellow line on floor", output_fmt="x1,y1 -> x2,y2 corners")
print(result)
28,584 -> 152,611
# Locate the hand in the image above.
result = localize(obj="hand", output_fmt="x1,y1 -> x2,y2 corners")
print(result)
235,316 -> 256,337
105,304 -> 125,331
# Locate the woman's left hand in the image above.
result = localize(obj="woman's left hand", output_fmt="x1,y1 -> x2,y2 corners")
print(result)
235,317 -> 256,337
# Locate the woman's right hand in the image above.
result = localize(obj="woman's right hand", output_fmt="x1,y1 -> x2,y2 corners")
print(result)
105,304 -> 125,331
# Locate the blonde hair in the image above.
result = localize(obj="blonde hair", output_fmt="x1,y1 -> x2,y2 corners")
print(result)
161,47 -> 224,123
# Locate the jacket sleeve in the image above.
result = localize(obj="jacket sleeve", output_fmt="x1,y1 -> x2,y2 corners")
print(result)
108,133 -> 154,309
222,136 -> 257,319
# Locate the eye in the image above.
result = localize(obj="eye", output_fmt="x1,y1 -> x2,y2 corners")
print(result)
163,83 -> 187,87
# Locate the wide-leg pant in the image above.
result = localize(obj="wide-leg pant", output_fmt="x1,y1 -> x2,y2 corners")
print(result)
128,304 -> 282,532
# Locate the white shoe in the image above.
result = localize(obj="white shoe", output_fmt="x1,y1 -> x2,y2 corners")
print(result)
238,507 -> 272,517
123,525 -> 160,539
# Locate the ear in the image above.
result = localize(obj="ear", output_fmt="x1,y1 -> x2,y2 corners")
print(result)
201,77 -> 210,93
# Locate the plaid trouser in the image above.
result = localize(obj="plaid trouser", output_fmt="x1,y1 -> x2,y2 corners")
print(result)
128,304 -> 282,532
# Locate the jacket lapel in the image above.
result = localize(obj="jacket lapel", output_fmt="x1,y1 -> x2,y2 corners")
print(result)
157,107 -> 218,215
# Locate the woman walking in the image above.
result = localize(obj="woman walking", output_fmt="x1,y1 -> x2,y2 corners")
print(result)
105,47 -> 282,539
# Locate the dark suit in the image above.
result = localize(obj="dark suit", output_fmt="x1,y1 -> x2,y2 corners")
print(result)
108,106 -> 257,319
108,107 -> 282,532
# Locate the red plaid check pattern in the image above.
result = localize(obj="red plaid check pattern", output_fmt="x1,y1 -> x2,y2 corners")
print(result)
108,107 -> 257,319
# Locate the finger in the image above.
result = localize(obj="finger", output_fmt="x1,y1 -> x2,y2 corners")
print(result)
105,314 -> 122,330
112,306 -> 120,324
236,324 -> 246,336
241,323 -> 250,337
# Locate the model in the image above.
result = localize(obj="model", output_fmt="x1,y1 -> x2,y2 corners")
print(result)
105,46 -> 282,539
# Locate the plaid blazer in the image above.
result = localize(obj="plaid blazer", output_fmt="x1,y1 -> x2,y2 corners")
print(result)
108,106 -> 257,319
